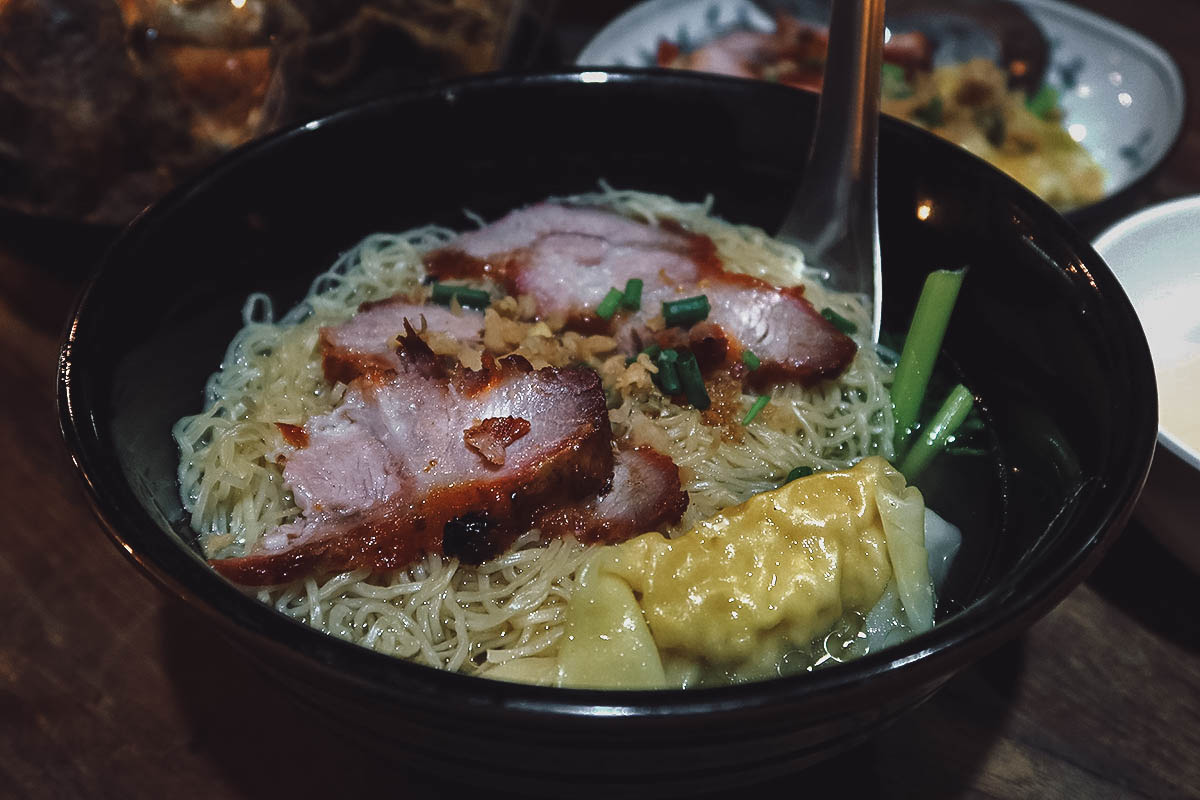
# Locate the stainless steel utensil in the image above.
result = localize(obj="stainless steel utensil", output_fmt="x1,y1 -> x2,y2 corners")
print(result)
775,0 -> 886,342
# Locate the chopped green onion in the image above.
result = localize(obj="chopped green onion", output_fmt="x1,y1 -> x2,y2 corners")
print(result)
633,345 -> 662,369
654,348 -> 681,395
891,268 -> 965,443
1026,84 -> 1059,119
741,395 -> 770,425
676,350 -> 710,410
786,466 -> 814,482
662,295 -> 710,328
913,95 -> 944,127
431,283 -> 491,309
741,350 -> 761,370
875,342 -> 900,366
820,307 -> 858,335
621,278 -> 644,310
595,288 -> 624,320
899,384 -> 975,480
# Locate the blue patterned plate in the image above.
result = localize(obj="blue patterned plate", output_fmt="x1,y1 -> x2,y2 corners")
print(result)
577,0 -> 1185,214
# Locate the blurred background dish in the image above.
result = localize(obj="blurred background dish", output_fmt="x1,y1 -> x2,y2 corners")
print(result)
0,0 -> 556,228
577,0 -> 1185,216
1093,196 -> 1200,573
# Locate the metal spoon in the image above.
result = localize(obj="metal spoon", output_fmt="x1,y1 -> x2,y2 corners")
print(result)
775,0 -> 886,343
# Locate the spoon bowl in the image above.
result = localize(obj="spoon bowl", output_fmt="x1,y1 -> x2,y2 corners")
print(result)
777,0 -> 886,341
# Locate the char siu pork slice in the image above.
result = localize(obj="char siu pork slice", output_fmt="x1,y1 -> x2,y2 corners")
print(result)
535,447 -> 689,544
425,203 -> 855,386
210,326 -> 615,585
320,295 -> 484,384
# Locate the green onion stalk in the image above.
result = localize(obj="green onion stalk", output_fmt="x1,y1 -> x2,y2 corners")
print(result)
662,295 -> 710,328
741,395 -> 769,425
899,384 -> 975,480
890,268 -> 966,444
595,288 -> 624,320
431,283 -> 491,309
676,350 -> 710,410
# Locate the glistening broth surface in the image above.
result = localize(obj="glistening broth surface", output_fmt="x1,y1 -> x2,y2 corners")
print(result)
904,371 -> 1005,617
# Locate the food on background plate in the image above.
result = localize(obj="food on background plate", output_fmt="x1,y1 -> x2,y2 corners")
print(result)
657,13 -> 1105,210
175,189 -> 974,688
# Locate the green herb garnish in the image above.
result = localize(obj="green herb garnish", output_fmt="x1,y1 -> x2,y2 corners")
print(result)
741,395 -> 770,425
786,466 -> 814,482
1026,84 -> 1060,120
621,278 -> 643,311
595,288 -> 624,320
820,307 -> 858,335
899,384 -> 975,479
431,283 -> 491,309
891,268 -> 966,444
654,348 -> 681,395
662,295 -> 710,328
676,350 -> 710,410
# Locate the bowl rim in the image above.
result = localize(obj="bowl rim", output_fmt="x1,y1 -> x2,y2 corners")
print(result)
57,68 -> 1157,719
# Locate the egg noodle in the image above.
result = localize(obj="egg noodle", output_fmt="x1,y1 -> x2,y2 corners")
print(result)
173,188 -> 896,676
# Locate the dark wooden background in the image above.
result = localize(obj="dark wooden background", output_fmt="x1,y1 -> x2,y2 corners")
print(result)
2,1 -> 1198,796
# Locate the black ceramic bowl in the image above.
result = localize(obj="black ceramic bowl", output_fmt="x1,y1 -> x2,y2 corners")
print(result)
58,70 -> 1156,793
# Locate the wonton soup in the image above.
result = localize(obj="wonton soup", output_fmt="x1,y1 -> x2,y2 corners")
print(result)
175,189 -> 982,689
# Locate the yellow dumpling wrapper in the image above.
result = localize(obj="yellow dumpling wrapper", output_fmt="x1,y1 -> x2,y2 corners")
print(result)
596,456 -> 911,672
553,561 -> 666,689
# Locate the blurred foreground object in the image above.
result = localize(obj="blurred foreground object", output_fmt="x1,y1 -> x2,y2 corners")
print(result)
0,0 -> 527,226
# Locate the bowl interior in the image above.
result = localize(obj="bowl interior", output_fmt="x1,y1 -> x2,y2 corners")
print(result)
60,71 -> 1155,717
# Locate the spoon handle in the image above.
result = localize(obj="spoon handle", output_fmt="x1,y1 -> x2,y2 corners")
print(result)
776,0 -> 886,341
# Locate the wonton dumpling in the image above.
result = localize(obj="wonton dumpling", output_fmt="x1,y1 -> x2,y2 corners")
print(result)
554,562 -> 666,689
552,457 -> 932,688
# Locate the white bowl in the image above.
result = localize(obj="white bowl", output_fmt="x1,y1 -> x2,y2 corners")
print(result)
578,0 -> 1186,214
1093,196 -> 1200,571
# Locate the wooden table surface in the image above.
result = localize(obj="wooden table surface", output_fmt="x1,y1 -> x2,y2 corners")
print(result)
2,1 -> 1198,797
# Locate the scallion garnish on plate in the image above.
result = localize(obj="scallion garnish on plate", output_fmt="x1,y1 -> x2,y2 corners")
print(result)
621,278 -> 643,310
662,295 -> 710,328
786,465 -> 814,482
676,350 -> 710,410
820,307 -> 857,335
431,283 -> 491,309
595,288 -> 624,319
742,395 -> 769,425
654,348 -> 681,394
